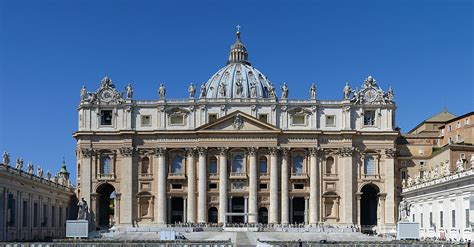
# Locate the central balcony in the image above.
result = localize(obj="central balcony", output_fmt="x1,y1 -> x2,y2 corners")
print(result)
290,172 -> 308,180
168,172 -> 186,179
97,173 -> 115,181
229,172 -> 247,179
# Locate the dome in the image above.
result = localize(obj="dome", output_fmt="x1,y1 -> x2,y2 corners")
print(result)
202,28 -> 274,99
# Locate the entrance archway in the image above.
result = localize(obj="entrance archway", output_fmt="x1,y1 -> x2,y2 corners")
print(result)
258,207 -> 268,224
231,197 -> 244,223
96,183 -> 115,227
170,197 -> 184,223
360,184 -> 379,228
292,197 -> 305,224
208,207 -> 218,223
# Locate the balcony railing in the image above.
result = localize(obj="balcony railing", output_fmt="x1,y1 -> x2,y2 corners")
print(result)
209,172 -> 218,178
97,174 -> 115,180
290,172 -> 308,179
230,172 -> 247,179
168,172 -> 186,179
139,173 -> 153,179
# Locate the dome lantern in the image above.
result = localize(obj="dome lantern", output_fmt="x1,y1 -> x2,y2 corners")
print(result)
227,25 -> 250,65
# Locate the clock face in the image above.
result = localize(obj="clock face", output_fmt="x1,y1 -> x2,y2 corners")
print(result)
100,89 -> 114,103
364,89 -> 377,103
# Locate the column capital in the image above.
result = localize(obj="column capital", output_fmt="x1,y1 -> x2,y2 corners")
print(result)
115,193 -> 122,200
120,147 -> 135,157
377,193 -> 387,200
186,148 -> 196,157
268,147 -> 279,156
197,147 -> 207,156
218,147 -> 228,156
247,147 -> 257,156
154,147 -> 167,157
338,147 -> 355,157
81,148 -> 93,158
309,147 -> 322,157
281,147 -> 290,158
383,148 -> 396,158
355,192 -> 362,200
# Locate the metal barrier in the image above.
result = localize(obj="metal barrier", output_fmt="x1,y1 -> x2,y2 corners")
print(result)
256,240 -> 468,247
0,240 -> 233,247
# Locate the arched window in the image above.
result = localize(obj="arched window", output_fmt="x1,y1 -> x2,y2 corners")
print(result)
232,155 -> 244,173
171,155 -> 183,174
364,155 -> 375,175
259,157 -> 268,174
100,155 -> 112,175
141,157 -> 150,174
209,157 -> 218,174
326,157 -> 334,174
292,156 -> 304,175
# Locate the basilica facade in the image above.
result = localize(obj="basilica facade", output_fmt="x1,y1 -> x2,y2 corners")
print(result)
74,29 -> 398,234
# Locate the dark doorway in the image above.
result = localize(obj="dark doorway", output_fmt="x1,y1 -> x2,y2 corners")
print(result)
208,207 -> 218,223
231,197 -> 245,223
96,183 -> 115,227
170,197 -> 184,223
258,207 -> 268,224
292,197 -> 305,224
360,184 -> 379,227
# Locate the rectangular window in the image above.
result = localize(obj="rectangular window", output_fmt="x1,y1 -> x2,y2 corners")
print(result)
7,194 -> 15,227
466,209 -> 470,228
413,214 -> 415,222
258,114 -> 268,123
452,210 -> 456,228
170,114 -> 185,125
430,212 -> 433,228
448,125 -> 452,132
59,207 -> 62,227
208,114 -> 218,123
43,204 -> 47,227
51,206 -> 55,227
325,115 -> 335,127
209,183 -> 217,189
141,115 -> 151,126
171,184 -> 182,189
440,211 -> 444,228
22,200 -> 28,227
420,213 -> 424,228
259,183 -> 268,190
457,122 -> 461,128
292,115 -> 306,125
363,110 -> 376,126
100,110 -> 113,126
294,184 -> 304,190
33,203 -> 38,227
401,170 -> 407,179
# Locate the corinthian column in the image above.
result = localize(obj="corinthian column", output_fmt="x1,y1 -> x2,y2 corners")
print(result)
197,147 -> 207,223
186,148 -> 196,223
309,147 -> 319,225
247,147 -> 258,224
280,148 -> 290,225
155,148 -> 167,224
340,147 -> 354,224
120,147 -> 134,225
269,147 -> 279,224
218,147 -> 228,224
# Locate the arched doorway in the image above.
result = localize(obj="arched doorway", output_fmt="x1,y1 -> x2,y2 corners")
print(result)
360,184 -> 379,230
208,207 -> 218,223
258,207 -> 268,224
96,183 -> 116,227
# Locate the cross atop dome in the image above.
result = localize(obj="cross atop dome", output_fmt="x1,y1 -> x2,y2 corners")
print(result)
236,24 -> 241,39
228,25 -> 249,65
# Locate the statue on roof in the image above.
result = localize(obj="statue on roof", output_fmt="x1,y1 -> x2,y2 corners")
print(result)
158,83 -> 166,100
125,83 -> 133,99
27,162 -> 34,174
269,84 -> 276,98
101,76 -> 114,88
363,75 -> 376,88
80,86 -> 88,102
188,83 -> 196,98
15,157 -> 23,170
456,159 -> 465,173
385,86 -> 394,101
281,83 -> 289,99
46,170 -> 52,180
235,78 -> 243,96
310,83 -> 317,99
37,166 -> 43,177
343,83 -> 352,100
2,151 -> 10,166
199,83 -> 207,98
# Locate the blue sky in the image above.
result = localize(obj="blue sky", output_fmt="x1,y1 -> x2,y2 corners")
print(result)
0,0 -> 472,181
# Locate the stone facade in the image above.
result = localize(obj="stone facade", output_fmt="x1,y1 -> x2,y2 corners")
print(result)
74,29 -> 399,234
0,161 -> 75,241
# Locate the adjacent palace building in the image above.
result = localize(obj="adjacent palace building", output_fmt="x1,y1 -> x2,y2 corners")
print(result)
74,29 -> 398,234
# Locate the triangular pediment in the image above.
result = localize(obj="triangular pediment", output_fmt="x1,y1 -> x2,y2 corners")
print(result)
196,111 -> 281,133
